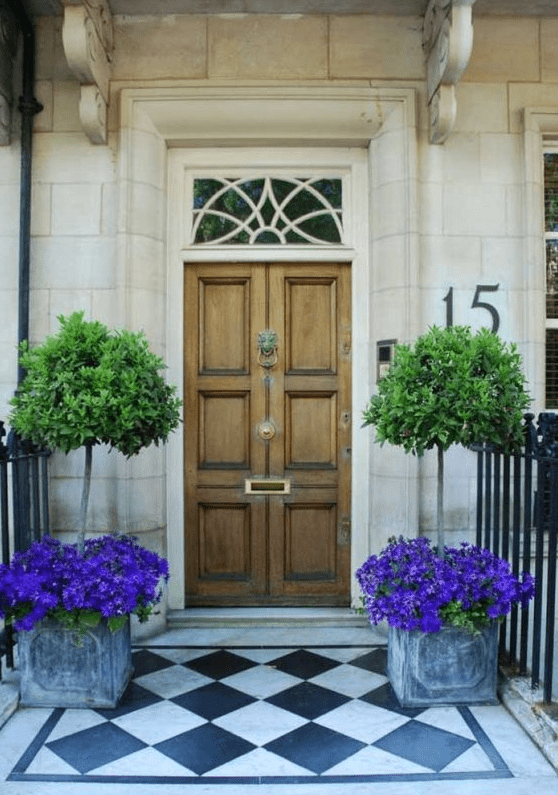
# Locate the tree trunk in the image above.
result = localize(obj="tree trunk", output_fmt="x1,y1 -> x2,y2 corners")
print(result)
436,442 -> 444,554
77,442 -> 93,554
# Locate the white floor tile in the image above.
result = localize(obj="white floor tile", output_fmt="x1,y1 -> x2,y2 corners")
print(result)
310,664 -> 386,697
142,648 -> 212,665
314,700 -> 410,744
221,665 -> 301,699
213,700 -> 307,745
316,647 -> 384,663
45,708 -> 107,742
414,706 -> 477,740
25,745 -> 80,775
325,743 -> 431,775
112,701 -> 207,745
442,743 -> 495,773
134,666 -> 212,699
203,747 -> 314,777
88,746 -> 196,776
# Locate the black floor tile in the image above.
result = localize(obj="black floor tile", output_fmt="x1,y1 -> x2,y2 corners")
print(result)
266,681 -> 350,720
373,719 -> 476,772
265,722 -> 366,774
171,681 -> 257,720
349,648 -> 387,675
132,649 -> 175,677
95,681 -> 163,719
155,723 -> 256,775
359,682 -> 425,718
184,649 -> 257,680
268,649 -> 341,680
46,722 -> 147,774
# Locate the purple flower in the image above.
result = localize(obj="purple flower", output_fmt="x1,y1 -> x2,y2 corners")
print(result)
0,534 -> 169,633
356,537 -> 535,634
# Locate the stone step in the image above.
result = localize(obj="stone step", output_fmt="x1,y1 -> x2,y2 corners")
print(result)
167,607 -> 370,629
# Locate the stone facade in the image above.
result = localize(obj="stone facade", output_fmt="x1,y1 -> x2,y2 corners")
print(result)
0,9 -> 556,607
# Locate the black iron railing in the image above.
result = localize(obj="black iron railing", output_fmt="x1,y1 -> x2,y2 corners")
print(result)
474,412 -> 558,703
0,420 -> 50,679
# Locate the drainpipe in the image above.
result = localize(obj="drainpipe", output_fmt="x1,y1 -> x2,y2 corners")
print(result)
8,0 -> 42,385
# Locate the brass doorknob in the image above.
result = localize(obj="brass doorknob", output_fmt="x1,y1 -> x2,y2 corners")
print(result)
258,421 -> 275,440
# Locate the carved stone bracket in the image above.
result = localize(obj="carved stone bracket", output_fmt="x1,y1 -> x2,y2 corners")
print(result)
62,0 -> 113,144
422,0 -> 477,145
0,1 -> 20,145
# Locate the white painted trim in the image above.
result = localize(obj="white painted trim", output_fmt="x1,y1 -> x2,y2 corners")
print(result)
523,108 -> 558,407
180,246 -> 357,263
117,85 -> 419,610
168,146 -> 370,609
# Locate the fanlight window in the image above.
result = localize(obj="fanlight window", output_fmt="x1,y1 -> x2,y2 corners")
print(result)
192,177 -> 343,245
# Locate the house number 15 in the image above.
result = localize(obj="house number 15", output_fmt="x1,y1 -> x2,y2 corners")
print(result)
443,284 -> 500,334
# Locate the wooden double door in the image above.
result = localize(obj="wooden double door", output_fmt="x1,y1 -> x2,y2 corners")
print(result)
184,262 -> 351,605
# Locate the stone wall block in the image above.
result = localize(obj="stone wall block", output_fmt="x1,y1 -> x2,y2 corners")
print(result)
52,183 -> 102,235
208,15 -> 327,79
441,133 -> 480,183
52,80 -> 82,132
113,16 -> 206,80
541,19 -> 558,84
464,18 -> 539,83
48,289 -> 92,327
453,83 -> 508,133
34,133 -> 115,183
34,81 -> 54,133
421,234 -> 481,287
0,236 -> 17,290
32,236 -> 116,290
126,235 -> 165,293
330,16 -> 423,79
480,133 -> 522,185
442,184 -> 506,236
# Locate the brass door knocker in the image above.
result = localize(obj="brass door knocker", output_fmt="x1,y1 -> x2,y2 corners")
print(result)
257,330 -> 278,368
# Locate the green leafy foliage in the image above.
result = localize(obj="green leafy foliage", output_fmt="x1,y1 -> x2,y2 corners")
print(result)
363,326 -> 530,457
9,312 -> 182,457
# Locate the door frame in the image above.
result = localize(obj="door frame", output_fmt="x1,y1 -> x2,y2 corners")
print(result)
116,85 -> 419,610
167,147 -> 370,608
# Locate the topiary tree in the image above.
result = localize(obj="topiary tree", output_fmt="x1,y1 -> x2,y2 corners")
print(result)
362,325 -> 530,552
9,312 -> 182,552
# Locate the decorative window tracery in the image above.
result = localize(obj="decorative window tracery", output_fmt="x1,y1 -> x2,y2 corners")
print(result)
192,177 -> 343,245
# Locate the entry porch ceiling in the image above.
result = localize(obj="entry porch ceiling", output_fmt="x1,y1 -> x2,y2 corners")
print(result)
18,0 -> 558,18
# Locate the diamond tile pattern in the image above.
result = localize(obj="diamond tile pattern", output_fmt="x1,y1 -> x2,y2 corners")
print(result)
9,644 -> 512,783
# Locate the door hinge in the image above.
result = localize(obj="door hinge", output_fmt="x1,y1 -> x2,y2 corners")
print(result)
338,516 -> 351,547
341,328 -> 351,355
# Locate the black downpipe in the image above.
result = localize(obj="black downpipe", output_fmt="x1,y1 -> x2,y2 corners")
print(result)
8,0 -> 43,385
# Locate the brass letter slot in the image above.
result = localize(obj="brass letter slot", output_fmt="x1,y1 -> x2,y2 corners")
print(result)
245,479 -> 291,495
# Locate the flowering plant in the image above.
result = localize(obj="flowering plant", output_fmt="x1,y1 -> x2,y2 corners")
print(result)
356,537 -> 535,634
0,534 -> 169,635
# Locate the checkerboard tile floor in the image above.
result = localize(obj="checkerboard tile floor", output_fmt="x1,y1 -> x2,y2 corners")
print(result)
8,644 -> 514,784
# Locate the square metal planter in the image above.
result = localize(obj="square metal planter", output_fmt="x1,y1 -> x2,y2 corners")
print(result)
17,617 -> 133,709
387,622 -> 499,708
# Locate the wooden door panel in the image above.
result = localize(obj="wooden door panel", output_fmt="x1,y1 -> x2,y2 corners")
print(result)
283,503 -> 337,581
285,393 -> 337,468
285,278 -> 337,373
198,391 -> 250,468
199,278 -> 250,372
195,496 -> 266,595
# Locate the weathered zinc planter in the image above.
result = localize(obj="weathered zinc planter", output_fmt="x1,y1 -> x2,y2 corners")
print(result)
18,617 -> 133,709
387,622 -> 499,708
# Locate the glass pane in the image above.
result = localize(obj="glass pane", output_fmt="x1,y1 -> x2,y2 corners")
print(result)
544,154 -> 558,232
192,177 -> 343,245
547,239 -> 558,318
547,329 -> 558,408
